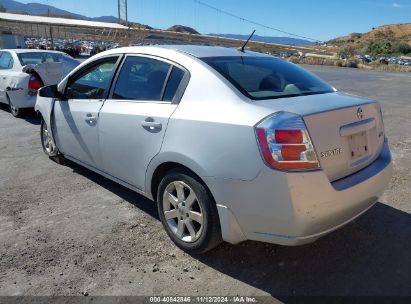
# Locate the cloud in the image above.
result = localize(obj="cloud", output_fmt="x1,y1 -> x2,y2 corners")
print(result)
392,2 -> 401,8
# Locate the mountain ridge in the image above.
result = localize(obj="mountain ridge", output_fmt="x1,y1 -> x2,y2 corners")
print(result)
207,33 -> 315,46
1,0 -> 154,29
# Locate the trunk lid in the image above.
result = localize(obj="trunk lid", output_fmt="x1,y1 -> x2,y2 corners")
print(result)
22,62 -> 64,86
253,92 -> 385,181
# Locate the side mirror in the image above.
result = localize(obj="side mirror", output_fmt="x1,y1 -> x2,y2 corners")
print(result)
38,85 -> 64,99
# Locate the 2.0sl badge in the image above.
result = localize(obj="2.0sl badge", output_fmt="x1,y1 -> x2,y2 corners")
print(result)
321,148 -> 343,159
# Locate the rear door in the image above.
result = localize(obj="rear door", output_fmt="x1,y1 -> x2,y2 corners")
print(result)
53,56 -> 120,169
98,55 -> 189,190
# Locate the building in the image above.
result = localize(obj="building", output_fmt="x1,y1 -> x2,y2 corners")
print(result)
0,30 -> 25,48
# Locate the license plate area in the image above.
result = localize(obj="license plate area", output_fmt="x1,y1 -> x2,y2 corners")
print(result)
348,131 -> 369,160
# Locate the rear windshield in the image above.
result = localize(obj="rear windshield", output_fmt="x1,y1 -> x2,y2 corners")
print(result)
18,52 -> 64,66
202,56 -> 334,100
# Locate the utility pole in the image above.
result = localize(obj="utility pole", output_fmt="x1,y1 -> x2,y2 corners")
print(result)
118,0 -> 120,24
118,0 -> 128,26
125,0 -> 128,26
48,8 -> 54,49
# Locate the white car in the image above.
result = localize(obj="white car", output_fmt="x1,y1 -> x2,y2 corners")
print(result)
36,45 -> 392,253
0,49 -> 79,117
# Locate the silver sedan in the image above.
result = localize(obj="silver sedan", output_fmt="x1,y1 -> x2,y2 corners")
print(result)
36,45 -> 393,253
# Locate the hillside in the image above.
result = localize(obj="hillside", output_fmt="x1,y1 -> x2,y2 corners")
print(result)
167,25 -> 199,35
329,23 -> 411,46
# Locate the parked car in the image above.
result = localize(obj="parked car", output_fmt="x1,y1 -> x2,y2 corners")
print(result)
35,45 -> 393,253
0,49 -> 79,117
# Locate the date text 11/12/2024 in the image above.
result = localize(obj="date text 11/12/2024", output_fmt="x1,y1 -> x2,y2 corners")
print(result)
149,296 -> 258,303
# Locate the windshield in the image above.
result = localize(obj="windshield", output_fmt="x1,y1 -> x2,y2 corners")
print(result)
202,56 -> 334,100
18,52 -> 64,66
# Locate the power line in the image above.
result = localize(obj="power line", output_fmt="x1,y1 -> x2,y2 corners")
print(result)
191,0 -> 323,43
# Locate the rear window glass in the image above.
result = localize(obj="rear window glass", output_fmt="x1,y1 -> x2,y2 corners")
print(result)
202,56 -> 334,100
18,52 -> 63,66
163,66 -> 185,102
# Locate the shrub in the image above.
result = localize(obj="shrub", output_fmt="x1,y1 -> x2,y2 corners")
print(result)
345,59 -> 359,68
335,60 -> 344,67
364,40 -> 411,56
392,42 -> 411,55
366,41 -> 392,56
288,56 -> 300,64
339,46 -> 356,58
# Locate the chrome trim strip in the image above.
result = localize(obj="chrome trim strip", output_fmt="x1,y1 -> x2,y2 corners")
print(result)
340,118 -> 376,137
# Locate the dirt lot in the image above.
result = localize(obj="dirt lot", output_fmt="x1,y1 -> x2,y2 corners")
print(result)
0,66 -> 410,298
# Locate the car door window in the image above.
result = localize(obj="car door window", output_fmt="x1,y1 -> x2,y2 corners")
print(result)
112,56 -> 171,101
162,66 -> 185,102
66,57 -> 118,100
0,52 -> 14,70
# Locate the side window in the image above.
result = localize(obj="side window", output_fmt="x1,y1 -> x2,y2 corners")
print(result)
66,57 -> 118,100
0,52 -> 14,70
163,67 -> 185,102
113,56 -> 171,101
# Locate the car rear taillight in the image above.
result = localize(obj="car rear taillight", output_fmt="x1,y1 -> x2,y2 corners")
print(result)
256,112 -> 320,171
28,75 -> 43,95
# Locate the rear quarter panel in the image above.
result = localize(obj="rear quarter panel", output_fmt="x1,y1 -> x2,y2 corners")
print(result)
4,71 -> 32,108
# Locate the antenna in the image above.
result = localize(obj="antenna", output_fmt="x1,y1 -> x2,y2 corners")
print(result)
239,30 -> 256,52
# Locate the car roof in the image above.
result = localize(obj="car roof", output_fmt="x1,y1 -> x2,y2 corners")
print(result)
157,45 -> 268,58
107,45 -> 269,59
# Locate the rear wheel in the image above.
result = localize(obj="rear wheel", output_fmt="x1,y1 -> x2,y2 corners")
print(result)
41,119 -> 65,164
157,169 -> 222,254
7,95 -> 23,118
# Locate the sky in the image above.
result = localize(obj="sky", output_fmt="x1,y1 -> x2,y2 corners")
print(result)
16,0 -> 411,41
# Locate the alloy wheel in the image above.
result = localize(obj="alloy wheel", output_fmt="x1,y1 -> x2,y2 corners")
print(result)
42,122 -> 55,155
9,102 -> 19,117
162,181 -> 204,243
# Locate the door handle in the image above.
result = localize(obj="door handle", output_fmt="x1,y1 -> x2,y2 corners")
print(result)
141,121 -> 162,129
85,113 -> 97,124
141,118 -> 162,131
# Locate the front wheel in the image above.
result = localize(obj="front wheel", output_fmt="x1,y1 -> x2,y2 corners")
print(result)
40,119 -> 64,164
157,169 -> 222,254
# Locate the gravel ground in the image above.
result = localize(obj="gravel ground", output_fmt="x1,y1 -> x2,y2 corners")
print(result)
0,66 -> 410,298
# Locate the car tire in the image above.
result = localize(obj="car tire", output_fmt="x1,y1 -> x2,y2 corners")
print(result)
157,169 -> 222,254
7,94 -> 23,118
40,118 -> 65,165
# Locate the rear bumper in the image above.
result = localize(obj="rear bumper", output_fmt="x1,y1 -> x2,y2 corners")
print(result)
205,140 -> 393,246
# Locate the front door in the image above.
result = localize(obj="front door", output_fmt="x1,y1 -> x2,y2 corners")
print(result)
53,56 -> 120,169
98,55 -> 188,190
